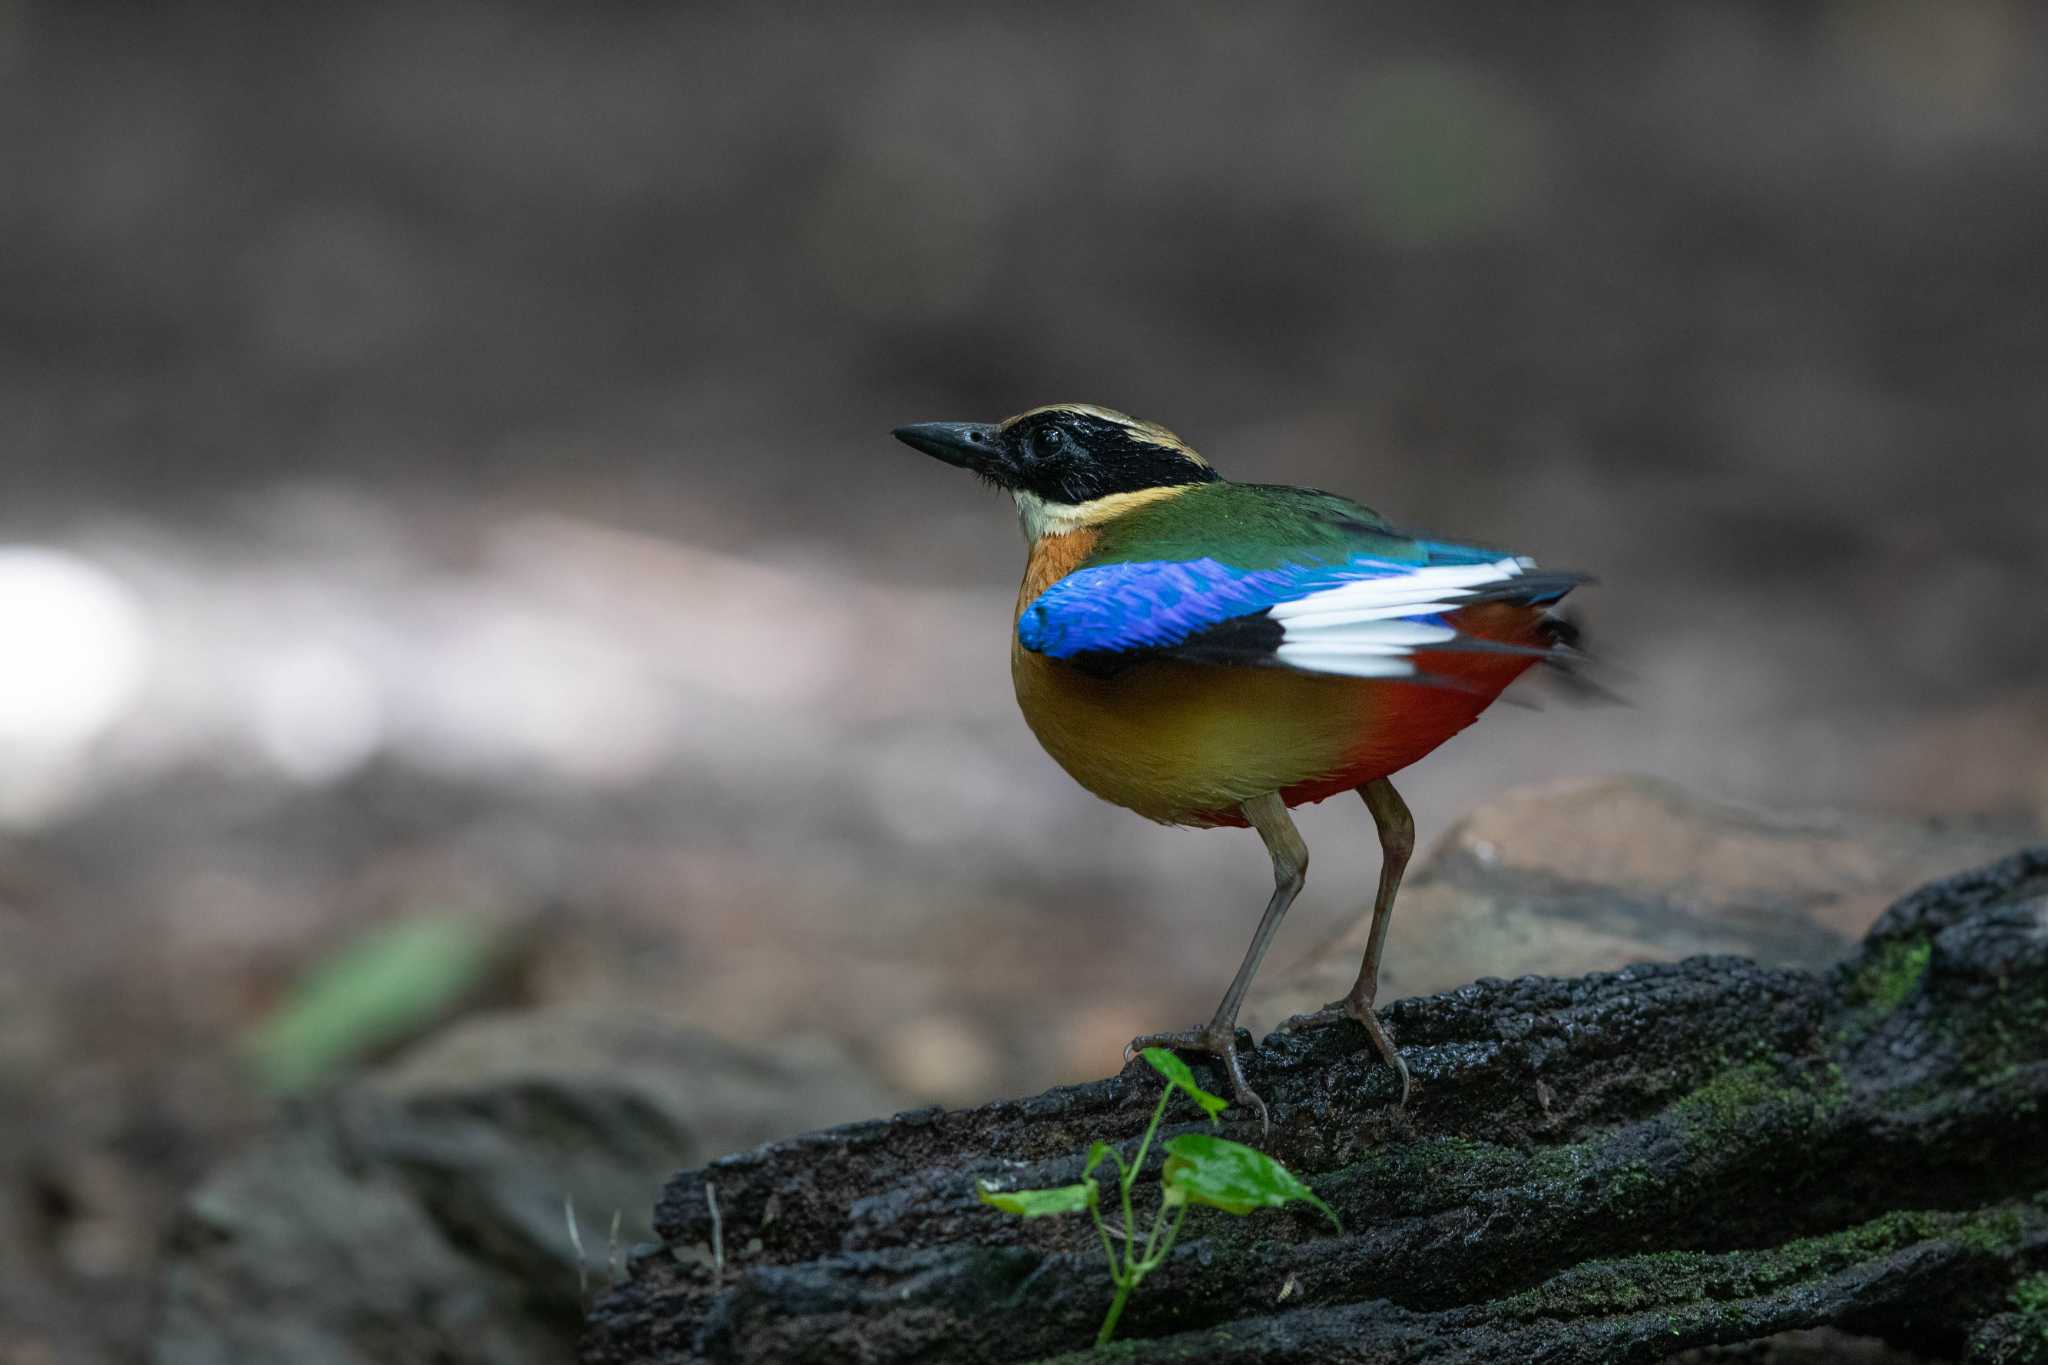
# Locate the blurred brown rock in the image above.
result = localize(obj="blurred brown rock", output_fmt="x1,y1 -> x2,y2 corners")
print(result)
149,1007 -> 906,1365
1249,775 -> 2038,1028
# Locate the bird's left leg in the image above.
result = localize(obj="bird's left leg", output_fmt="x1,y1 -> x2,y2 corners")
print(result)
1129,791 -> 1307,1132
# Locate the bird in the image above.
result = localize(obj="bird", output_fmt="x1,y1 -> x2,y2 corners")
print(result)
893,404 -> 1584,1127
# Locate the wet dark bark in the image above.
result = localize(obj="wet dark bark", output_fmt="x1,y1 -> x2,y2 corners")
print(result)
583,849 -> 2048,1364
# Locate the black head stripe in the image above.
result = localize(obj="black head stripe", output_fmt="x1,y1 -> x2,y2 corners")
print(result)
1008,410 -> 1219,503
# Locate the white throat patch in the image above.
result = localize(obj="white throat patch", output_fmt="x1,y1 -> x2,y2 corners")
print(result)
1012,491 -> 1085,541
1011,485 -> 1190,543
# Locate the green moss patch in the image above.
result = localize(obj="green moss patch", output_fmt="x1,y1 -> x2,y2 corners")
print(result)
1847,938 -> 1933,1015
1668,1058 -> 1848,1155
1499,1204 -> 2028,1323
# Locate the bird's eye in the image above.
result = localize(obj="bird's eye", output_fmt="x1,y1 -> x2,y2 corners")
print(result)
1032,426 -> 1068,458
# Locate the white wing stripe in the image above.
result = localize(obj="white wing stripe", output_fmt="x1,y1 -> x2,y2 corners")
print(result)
1267,556 -> 1527,679
1278,600 -> 1474,627
1267,557 -> 1523,618
1285,620 -> 1458,647
1269,648 -> 1417,678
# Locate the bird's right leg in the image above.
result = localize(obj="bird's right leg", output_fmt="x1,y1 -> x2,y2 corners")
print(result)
1128,791 -> 1307,1133
1278,776 -> 1414,1103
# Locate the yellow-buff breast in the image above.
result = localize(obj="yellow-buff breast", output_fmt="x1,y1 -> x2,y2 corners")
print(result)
1009,531 -> 1372,827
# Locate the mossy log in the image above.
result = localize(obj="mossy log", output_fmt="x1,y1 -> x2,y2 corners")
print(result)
583,850 -> 2048,1364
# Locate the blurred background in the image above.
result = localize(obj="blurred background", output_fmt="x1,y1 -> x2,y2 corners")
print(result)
4,3 -> 2047,1361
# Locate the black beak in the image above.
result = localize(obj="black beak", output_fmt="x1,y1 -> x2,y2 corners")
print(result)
892,421 -> 1005,476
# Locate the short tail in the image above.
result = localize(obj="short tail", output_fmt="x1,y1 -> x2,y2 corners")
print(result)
1529,604 -> 1627,705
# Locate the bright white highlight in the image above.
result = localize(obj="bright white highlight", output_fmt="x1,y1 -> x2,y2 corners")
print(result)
252,642 -> 386,782
0,546 -> 150,752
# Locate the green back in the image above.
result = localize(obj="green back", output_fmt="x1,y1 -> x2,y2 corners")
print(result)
1083,482 -> 1428,571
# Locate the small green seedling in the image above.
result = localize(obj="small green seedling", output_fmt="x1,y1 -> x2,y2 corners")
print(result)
976,1047 -> 1339,1347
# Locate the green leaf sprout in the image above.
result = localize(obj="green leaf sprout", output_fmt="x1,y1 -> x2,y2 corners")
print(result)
1161,1132 -> 1340,1228
975,1181 -> 1097,1218
1137,1047 -> 1231,1120
972,1046 -> 1338,1346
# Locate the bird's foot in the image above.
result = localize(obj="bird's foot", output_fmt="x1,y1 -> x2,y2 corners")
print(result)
1276,995 -> 1412,1107
1126,1024 -> 1269,1135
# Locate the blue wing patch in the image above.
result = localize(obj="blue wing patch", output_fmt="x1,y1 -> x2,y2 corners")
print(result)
1017,556 -> 1419,661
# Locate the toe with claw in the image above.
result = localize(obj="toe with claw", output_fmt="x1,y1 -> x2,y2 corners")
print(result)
1127,1025 -> 1270,1134
1276,996 -> 1412,1106
1346,991 -> 1412,1107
